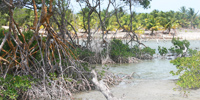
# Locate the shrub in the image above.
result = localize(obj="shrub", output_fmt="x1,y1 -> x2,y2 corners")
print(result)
169,38 -> 190,56
0,75 -> 34,100
141,47 -> 155,56
74,47 -> 95,60
110,39 -> 133,59
110,39 -> 155,61
158,46 -> 168,56
188,48 -> 198,56
170,52 -> 200,89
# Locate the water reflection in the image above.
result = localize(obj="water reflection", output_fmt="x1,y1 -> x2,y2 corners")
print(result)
108,59 -> 178,80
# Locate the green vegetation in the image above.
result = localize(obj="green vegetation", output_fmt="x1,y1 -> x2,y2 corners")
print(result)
110,39 -> 133,59
0,75 -> 34,100
188,48 -> 198,56
110,39 -> 155,62
140,47 -> 156,56
169,39 -> 200,90
1,6 -> 200,34
158,46 -> 168,56
170,52 -> 200,89
1,0 -> 200,99
74,47 -> 95,62
131,45 -> 155,58
169,38 -> 190,56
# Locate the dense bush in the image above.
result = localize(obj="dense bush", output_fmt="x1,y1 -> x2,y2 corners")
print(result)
0,75 -> 34,100
168,38 -> 190,56
132,45 -> 155,58
75,47 -> 95,60
110,39 -> 133,59
110,39 -> 155,62
158,46 -> 168,56
170,52 -> 200,89
188,48 -> 198,56
141,47 -> 156,56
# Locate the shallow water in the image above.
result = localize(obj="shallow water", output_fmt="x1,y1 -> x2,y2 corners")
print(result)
106,40 -> 200,80
75,40 -> 200,100
108,59 -> 178,80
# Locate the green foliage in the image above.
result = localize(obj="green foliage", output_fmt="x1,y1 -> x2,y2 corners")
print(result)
169,38 -> 190,56
110,39 -> 155,60
0,75 -> 33,100
158,46 -> 168,56
110,39 -> 132,59
188,49 -> 198,56
74,47 -> 95,60
0,12 -> 9,27
122,0 -> 151,9
13,8 -> 32,26
49,72 -> 58,81
144,14 -> 161,34
170,52 -> 200,89
141,47 -> 156,56
139,0 -> 152,9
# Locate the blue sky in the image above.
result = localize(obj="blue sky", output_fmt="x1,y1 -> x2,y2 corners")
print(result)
70,0 -> 200,13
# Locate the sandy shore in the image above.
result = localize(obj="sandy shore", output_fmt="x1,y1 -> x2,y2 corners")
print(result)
77,29 -> 200,40
74,79 -> 200,100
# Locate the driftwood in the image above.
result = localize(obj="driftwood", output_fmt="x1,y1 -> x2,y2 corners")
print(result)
91,70 -> 121,100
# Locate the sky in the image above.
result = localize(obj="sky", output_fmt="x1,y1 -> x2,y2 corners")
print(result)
70,0 -> 200,14
135,0 -> 200,13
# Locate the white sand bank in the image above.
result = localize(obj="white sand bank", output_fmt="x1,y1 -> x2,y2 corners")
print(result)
74,79 -> 200,100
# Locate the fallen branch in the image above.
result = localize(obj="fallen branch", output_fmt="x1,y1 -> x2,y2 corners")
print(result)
91,70 -> 121,100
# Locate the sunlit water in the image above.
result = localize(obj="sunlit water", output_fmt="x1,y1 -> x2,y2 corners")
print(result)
107,40 -> 200,80
74,40 -> 200,99
108,59 -> 178,80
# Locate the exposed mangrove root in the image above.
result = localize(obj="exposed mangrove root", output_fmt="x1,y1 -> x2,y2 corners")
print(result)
26,74 -> 93,100
0,1 -> 94,99
102,56 -> 115,64
91,70 -> 121,100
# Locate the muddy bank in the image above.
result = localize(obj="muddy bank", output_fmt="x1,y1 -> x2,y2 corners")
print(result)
74,79 -> 200,100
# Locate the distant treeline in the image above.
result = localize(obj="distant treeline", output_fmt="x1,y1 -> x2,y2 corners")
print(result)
0,6 -> 199,35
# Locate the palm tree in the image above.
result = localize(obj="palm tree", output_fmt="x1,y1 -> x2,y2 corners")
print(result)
178,6 -> 189,28
145,15 -> 160,35
187,8 -> 198,29
77,7 -> 90,32
180,6 -> 187,14
165,11 -> 178,34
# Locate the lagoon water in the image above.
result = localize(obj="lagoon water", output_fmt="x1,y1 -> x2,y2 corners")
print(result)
74,40 -> 200,100
109,40 -> 200,80
108,59 -> 178,80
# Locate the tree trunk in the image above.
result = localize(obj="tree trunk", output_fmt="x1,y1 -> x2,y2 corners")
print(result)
168,27 -> 171,34
129,0 -> 132,32
83,12 -> 87,33
150,30 -> 154,35
87,13 -> 91,48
